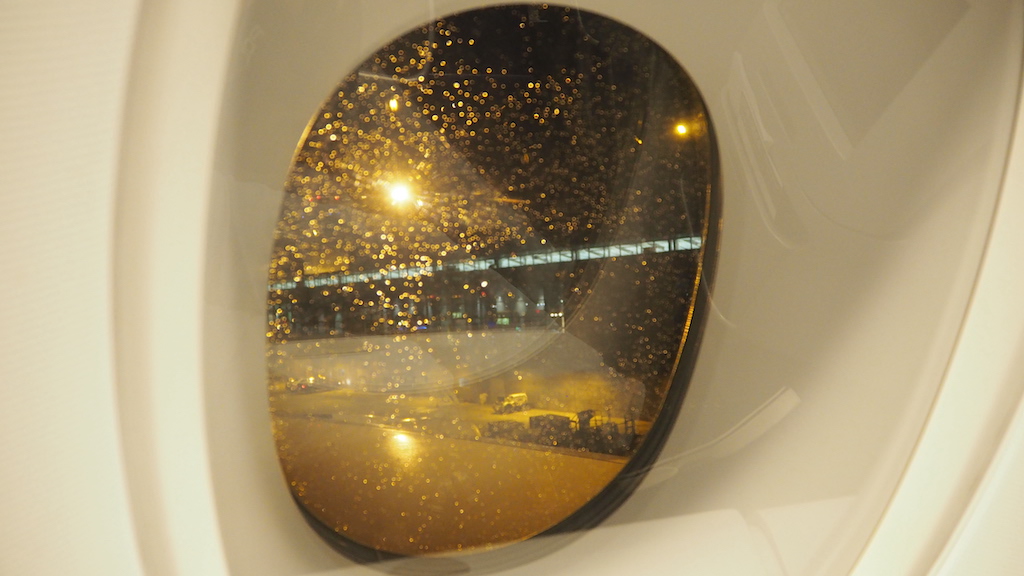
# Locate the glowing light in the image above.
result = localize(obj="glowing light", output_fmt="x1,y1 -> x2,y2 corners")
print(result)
387,431 -> 419,463
388,96 -> 400,111
674,123 -> 688,135
388,183 -> 414,205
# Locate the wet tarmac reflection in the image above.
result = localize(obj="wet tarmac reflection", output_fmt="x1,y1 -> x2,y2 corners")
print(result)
272,406 -> 626,554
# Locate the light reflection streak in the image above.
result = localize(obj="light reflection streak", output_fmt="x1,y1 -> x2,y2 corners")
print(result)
388,431 -> 420,465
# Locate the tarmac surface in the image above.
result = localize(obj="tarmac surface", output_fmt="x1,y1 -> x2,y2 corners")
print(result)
267,328 -> 659,555
272,389 -> 637,555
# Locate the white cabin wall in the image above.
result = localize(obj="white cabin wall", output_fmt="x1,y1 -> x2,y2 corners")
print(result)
0,2 -> 144,574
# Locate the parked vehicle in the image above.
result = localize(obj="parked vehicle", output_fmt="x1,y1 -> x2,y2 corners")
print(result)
493,392 -> 529,414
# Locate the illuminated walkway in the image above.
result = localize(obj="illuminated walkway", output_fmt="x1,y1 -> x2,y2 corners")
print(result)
270,234 -> 702,291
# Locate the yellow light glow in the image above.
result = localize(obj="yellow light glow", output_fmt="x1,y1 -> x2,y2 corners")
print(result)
387,431 -> 419,463
675,123 -> 688,135
389,97 -> 400,112
388,183 -> 413,205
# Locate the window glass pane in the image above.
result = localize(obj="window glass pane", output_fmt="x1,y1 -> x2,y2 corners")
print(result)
267,3 -> 719,560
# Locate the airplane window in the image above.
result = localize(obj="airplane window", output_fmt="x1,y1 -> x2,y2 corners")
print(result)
266,3 -> 719,561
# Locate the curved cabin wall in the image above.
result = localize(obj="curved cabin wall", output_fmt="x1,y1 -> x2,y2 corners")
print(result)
4,1 -> 1023,574
198,1 -> 1023,574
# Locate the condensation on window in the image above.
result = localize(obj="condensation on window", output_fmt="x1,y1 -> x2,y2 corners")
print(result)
266,3 -> 719,561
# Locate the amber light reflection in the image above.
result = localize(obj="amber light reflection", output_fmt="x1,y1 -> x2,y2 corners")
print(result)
274,415 -> 624,554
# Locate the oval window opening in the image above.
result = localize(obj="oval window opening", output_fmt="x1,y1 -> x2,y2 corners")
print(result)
266,4 -> 719,561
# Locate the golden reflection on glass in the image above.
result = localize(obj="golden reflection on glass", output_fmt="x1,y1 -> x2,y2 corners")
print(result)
267,3 -> 717,560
